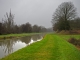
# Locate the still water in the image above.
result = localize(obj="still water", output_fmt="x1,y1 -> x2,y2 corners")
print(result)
0,34 -> 44,58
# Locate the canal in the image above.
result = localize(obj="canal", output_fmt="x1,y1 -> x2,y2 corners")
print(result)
0,34 -> 44,58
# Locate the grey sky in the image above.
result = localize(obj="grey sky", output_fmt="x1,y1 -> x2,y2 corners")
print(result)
0,0 -> 80,28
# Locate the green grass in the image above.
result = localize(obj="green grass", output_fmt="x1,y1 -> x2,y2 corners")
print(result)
1,34 -> 80,60
59,34 -> 80,41
0,33 -> 42,39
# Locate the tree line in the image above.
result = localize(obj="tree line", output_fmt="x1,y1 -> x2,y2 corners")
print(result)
52,2 -> 80,32
0,11 -> 49,35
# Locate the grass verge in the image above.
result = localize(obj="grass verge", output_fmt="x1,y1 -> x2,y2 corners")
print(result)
0,33 -> 42,39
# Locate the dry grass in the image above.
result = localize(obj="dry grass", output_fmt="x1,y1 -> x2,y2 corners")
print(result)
58,30 -> 80,35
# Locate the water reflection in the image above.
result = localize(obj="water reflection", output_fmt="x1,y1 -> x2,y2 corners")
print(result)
0,34 -> 44,58
31,34 -> 43,41
0,39 -> 18,58
20,36 -> 31,44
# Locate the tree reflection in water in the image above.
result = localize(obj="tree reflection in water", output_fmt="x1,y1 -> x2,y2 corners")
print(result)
0,34 -> 44,58
0,39 -> 18,57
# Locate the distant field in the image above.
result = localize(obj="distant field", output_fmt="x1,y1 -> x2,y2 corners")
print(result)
1,34 -> 80,60
0,33 -> 42,39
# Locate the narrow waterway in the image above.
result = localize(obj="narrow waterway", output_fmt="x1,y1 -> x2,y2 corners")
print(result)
0,34 -> 44,58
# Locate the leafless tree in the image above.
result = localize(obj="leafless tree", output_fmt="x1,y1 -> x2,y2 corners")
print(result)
2,10 -> 14,34
20,22 -> 32,33
0,22 -> 2,34
52,2 -> 77,31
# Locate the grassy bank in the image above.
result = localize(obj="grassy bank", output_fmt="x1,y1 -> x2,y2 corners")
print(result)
0,33 -> 42,39
1,34 -> 80,60
59,34 -> 80,41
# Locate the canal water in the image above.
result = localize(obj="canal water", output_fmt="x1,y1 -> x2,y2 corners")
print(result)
0,34 -> 44,58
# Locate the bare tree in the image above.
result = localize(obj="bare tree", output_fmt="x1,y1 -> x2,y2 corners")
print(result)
2,10 -> 14,34
32,25 -> 39,32
25,22 -> 32,33
20,22 -> 32,33
52,2 -> 77,31
0,22 -> 2,34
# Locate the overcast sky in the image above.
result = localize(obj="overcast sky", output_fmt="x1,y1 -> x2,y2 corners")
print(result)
0,0 -> 80,28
